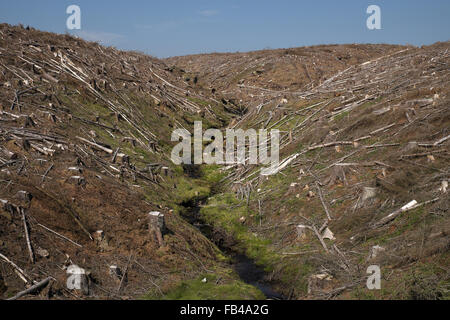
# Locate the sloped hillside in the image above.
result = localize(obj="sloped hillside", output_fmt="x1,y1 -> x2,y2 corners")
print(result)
166,44 -> 405,108
0,24 -> 260,300
170,43 -> 450,299
0,23 -> 448,300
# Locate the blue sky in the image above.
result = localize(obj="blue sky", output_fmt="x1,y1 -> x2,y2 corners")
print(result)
0,0 -> 449,57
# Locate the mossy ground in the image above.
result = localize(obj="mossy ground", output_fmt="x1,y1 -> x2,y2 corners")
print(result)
145,273 -> 265,300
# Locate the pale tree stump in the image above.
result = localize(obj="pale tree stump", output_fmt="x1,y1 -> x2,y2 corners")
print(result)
296,224 -> 307,240
148,211 -> 166,247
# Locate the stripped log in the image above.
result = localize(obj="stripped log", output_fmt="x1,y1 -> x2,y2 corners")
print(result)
41,164 -> 54,183
433,134 -> 450,146
372,198 -> 439,228
20,207 -> 35,263
7,277 -> 52,300
295,224 -> 329,253
76,136 -> 113,154
308,141 -> 354,151
36,223 -> 83,248
0,252 -> 30,283
316,182 -> 332,220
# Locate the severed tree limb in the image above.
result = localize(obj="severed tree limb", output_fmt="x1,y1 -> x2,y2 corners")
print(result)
7,277 -> 52,300
20,207 -> 35,263
316,182 -> 332,220
76,136 -> 113,154
308,141 -> 354,151
36,222 -> 83,248
41,163 -> 54,183
372,198 -> 439,228
370,123 -> 396,135
319,150 -> 360,173
311,225 -> 329,253
111,147 -> 119,163
364,143 -> 400,149
433,134 -> 450,146
0,252 -> 31,283
400,149 -> 447,159
117,253 -> 133,294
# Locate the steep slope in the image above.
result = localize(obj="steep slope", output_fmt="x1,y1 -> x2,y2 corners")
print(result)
166,44 -> 405,108
0,23 -> 448,300
170,43 -> 450,299
0,24 -> 259,300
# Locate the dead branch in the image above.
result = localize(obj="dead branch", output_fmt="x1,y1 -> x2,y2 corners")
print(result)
0,252 -> 31,283
21,207 -> 35,263
7,277 -> 52,300
41,163 -> 54,183
308,141 -> 354,151
35,222 -> 83,248
433,134 -> 450,146
76,136 -> 113,154
372,198 -> 439,228
316,182 -> 332,220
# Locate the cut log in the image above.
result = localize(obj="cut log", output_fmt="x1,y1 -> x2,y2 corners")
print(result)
316,182 -> 332,220
109,265 -> 122,280
36,247 -> 49,258
433,134 -> 450,146
358,187 -> 377,208
0,252 -> 30,283
7,277 -> 52,300
76,136 -> 113,154
68,166 -> 83,173
372,198 -> 439,228
161,166 -> 170,176
20,207 -> 35,263
36,223 -> 83,248
368,245 -> 385,260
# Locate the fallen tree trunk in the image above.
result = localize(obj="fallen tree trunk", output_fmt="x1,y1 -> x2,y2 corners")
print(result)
20,207 -> 35,263
7,277 -> 52,300
76,136 -> 113,154
372,198 -> 439,228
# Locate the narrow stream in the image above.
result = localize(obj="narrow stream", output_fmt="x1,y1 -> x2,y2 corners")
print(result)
180,196 -> 285,300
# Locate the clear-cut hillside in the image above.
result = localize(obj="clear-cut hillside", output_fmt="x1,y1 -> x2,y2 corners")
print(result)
0,24 -> 261,300
168,42 -> 450,299
0,23 -> 448,300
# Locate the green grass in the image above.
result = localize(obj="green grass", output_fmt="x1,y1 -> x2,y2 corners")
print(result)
173,177 -> 211,205
199,192 -> 281,272
149,274 -> 265,300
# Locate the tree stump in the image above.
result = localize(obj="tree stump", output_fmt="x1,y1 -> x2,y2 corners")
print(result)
148,211 -> 166,247
16,190 -> 33,203
296,224 -> 307,240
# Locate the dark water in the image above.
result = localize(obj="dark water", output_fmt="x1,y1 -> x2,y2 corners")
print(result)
232,254 -> 285,300
180,199 -> 285,300
180,164 -> 285,299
